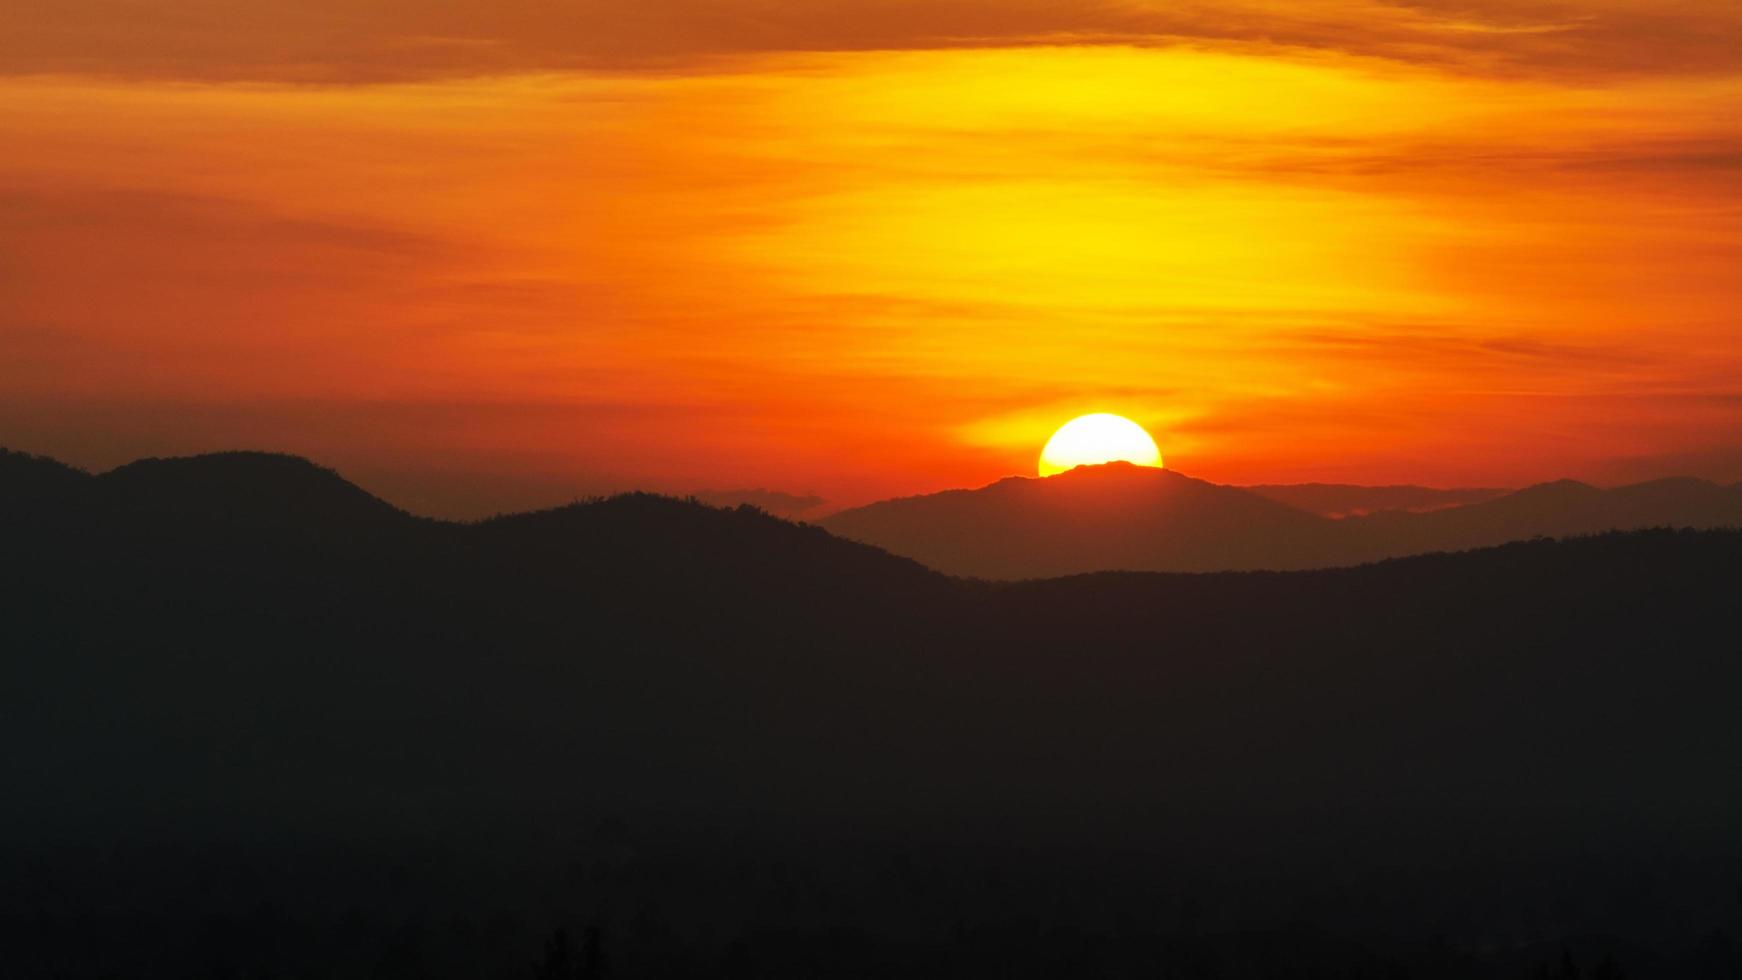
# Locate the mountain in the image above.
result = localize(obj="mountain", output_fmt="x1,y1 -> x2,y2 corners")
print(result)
4,450 -> 942,613
7,449 -> 1741,851
7,449 -> 1742,977
824,463 -> 1742,578
1341,475 -> 1742,561
0,446 -> 92,509
97,451 -> 415,527
822,462 -> 1341,578
1243,481 -> 1507,517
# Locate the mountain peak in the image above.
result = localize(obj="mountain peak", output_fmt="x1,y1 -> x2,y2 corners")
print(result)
106,449 -> 340,480
824,464 -> 1333,578
0,448 -> 95,510
97,451 -> 411,528
1047,459 -> 1177,478
824,466 -> 1742,578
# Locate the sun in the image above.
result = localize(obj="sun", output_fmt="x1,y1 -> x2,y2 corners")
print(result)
1038,413 -> 1163,477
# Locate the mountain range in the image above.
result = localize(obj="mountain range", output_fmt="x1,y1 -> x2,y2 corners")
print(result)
6,447 -> 1742,977
822,461 -> 1742,578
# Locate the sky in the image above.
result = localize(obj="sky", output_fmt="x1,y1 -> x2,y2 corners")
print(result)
3,1 -> 1740,517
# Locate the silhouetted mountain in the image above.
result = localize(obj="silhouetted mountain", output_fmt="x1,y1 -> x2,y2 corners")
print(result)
1342,474 -> 1742,561
823,462 -> 1341,577
6,449 -> 1742,978
476,490 -> 946,611
824,463 -> 1742,578
0,447 -> 92,509
8,450 -> 942,625
99,450 -> 418,527
1243,481 -> 1507,516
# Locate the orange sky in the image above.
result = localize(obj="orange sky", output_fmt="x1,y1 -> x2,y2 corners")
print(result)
3,1 -> 1740,516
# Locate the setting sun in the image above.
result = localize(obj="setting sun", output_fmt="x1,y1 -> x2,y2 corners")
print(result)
1038,414 -> 1163,477
9,1 -> 1742,973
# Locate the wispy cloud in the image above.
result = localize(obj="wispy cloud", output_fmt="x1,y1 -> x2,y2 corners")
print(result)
5,0 -> 1738,82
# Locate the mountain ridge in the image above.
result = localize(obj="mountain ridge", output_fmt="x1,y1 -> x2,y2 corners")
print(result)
9,448 -> 1742,581
824,462 -> 1340,578
5,446 -> 1740,849
8,447 -> 1742,976
824,462 -> 1742,578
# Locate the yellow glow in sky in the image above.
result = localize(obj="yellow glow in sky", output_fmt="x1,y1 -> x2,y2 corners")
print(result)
1039,414 -> 1164,476
1,9 -> 1740,515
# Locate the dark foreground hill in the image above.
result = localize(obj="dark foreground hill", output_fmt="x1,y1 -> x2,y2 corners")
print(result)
823,462 -> 1742,577
5,450 -> 1742,979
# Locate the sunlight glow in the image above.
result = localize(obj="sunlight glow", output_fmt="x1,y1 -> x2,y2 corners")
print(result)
2,36 -> 1739,509
1038,414 -> 1163,477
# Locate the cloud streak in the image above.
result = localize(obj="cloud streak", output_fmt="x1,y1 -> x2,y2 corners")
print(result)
6,0 -> 1739,82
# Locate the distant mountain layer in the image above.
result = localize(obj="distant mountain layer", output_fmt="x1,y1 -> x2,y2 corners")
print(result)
823,462 -> 1742,578
823,463 -> 1338,578
1243,482 -> 1508,517
1340,475 -> 1742,561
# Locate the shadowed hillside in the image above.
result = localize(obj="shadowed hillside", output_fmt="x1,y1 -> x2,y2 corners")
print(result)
6,450 -> 1742,978
824,462 -> 1742,578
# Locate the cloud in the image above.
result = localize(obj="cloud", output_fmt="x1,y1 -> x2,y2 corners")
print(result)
5,0 -> 1738,83
1273,325 -> 1644,371
0,187 -> 450,261
0,186 -> 471,404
